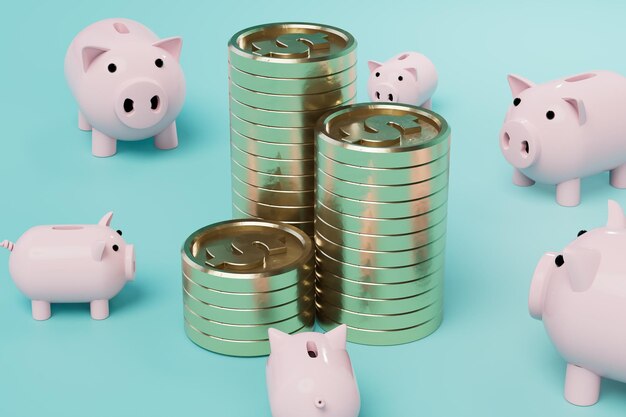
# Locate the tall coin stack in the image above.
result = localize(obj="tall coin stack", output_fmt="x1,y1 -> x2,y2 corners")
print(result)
181,219 -> 315,356
314,103 -> 451,346
228,23 -> 357,237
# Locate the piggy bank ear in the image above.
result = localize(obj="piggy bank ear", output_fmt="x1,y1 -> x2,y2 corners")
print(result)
91,240 -> 106,262
153,37 -> 183,61
98,212 -> 114,227
81,46 -> 109,72
325,324 -> 347,350
507,74 -> 535,96
403,67 -> 418,81
368,60 -> 382,73
607,199 -> 625,229
268,328 -> 290,351
563,246 -> 600,292
562,97 -> 587,125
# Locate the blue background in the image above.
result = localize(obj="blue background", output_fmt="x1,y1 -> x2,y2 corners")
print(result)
2,0 -> 626,415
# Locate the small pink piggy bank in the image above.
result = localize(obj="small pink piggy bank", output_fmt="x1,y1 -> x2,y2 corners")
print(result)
367,51 -> 438,109
1,212 -> 135,320
266,325 -> 360,417
529,200 -> 626,406
500,71 -> 626,206
65,18 -> 186,157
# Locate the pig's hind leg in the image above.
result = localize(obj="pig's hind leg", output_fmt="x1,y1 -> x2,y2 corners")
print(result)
91,129 -> 117,157
31,300 -> 51,320
154,122 -> 178,150
556,178 -> 581,207
78,111 -> 91,131
90,299 -> 109,320
609,164 -> 626,188
564,364 -> 601,406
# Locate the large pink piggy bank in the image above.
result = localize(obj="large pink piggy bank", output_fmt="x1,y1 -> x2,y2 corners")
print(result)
266,325 -> 360,417
529,200 -> 626,406
367,51 -> 438,109
500,71 -> 626,206
65,18 -> 186,157
1,212 -> 135,320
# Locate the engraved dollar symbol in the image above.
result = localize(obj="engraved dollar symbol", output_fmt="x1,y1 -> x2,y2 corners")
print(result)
205,233 -> 287,271
340,114 -> 421,147
252,33 -> 330,58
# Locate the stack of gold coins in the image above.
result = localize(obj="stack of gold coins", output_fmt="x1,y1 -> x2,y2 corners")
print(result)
228,22 -> 357,237
181,219 -> 315,356
314,103 -> 451,346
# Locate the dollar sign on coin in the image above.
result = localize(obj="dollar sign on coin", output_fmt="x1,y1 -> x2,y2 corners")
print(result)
205,233 -> 287,271
252,33 -> 330,58
340,114 -> 421,147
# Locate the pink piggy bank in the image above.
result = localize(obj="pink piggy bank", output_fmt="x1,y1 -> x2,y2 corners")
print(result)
1,212 -> 135,320
529,200 -> 626,406
266,325 -> 360,417
65,18 -> 186,157
367,51 -> 438,109
500,71 -> 626,206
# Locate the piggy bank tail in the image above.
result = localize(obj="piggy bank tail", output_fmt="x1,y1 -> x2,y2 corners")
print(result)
1,240 -> 14,252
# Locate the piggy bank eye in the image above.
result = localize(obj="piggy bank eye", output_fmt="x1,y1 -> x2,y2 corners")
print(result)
577,230 -> 587,237
513,98 -> 521,106
375,72 -> 380,77
155,58 -> 164,68
555,254 -> 564,267
398,76 -> 403,81
107,63 -> 117,73
112,244 -> 119,252
116,230 -> 123,236
546,110 -> 555,120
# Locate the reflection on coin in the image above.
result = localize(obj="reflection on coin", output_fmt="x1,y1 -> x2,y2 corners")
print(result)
232,129 -> 314,160
232,190 -> 314,222
232,159 -> 314,191
232,174 -> 315,206
231,142 -> 314,175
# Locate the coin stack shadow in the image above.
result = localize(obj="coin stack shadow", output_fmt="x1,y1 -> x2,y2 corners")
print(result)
227,23 -> 358,237
314,103 -> 451,345
181,220 -> 315,356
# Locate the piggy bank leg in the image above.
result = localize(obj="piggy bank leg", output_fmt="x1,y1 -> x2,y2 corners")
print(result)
78,111 -> 91,131
31,300 -> 51,320
512,169 -> 535,187
556,179 -> 581,207
92,129 -> 117,157
609,164 -> 626,188
90,299 -> 109,320
564,364 -> 601,406
154,122 -> 178,150
422,98 -> 432,110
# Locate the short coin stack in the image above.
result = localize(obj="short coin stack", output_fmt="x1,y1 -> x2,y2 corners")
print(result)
228,22 -> 357,237
181,219 -> 315,356
314,103 -> 451,346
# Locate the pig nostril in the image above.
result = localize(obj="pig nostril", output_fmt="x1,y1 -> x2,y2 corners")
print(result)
521,140 -> 530,157
388,93 -> 394,101
150,95 -> 160,111
375,91 -> 380,100
314,399 -> 325,409
502,132 -> 511,149
123,99 -> 134,113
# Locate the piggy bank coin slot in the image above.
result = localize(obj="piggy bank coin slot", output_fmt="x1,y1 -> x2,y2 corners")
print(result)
565,73 -> 596,83
397,53 -> 409,60
306,340 -> 318,358
113,22 -> 130,34
52,226 -> 83,231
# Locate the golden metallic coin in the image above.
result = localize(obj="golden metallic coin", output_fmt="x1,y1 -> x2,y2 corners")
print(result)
231,142 -> 314,175
316,247 -> 445,283
228,22 -> 357,78
315,215 -> 447,251
184,304 -> 314,341
232,159 -> 314,191
316,299 -> 442,330
316,152 -> 449,186
184,319 -> 314,357
232,129 -> 314,160
231,204 -> 314,236
229,80 -> 357,111
317,268 -> 444,299
315,199 -> 448,234
316,283 -> 443,315
230,96 -> 355,128
229,64 -> 357,95
317,311 -> 443,346
184,286 -> 314,325
316,103 -> 451,168
182,219 -> 313,293
231,113 -> 314,144
316,168 -> 448,203
316,185 -> 448,219
232,190 -> 314,222
232,174 -> 315,206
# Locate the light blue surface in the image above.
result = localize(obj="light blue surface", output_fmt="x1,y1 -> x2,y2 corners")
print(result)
2,0 -> 626,415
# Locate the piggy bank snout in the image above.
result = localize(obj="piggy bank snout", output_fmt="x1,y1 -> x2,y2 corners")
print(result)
371,82 -> 399,102
115,80 -> 169,129
500,120 -> 540,169
125,244 -> 136,281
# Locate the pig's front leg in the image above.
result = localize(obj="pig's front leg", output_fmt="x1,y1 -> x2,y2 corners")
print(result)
609,164 -> 626,188
90,299 -> 109,320
564,364 -> 601,406
31,300 -> 51,321
556,178 -> 581,207
78,110 -> 91,131
92,129 -> 117,157
154,122 -> 178,150
512,169 -> 535,187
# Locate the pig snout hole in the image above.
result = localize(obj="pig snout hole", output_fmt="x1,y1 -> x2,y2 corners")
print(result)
375,91 -> 380,100
306,341 -> 318,358
501,132 -> 511,149
150,95 -> 160,111
123,99 -> 134,113
388,93 -> 394,101
521,140 -> 530,157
